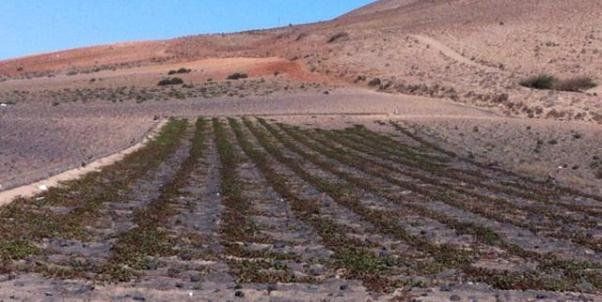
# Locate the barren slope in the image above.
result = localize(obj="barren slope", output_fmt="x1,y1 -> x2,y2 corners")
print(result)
1,1 -> 600,124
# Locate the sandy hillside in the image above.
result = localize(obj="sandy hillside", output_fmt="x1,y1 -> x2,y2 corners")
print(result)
1,0 -> 600,122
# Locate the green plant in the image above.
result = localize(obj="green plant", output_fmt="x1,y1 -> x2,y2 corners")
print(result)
0,240 -> 39,261
336,249 -> 390,275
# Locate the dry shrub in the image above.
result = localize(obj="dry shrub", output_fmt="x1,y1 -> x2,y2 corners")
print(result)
520,74 -> 596,92
520,75 -> 555,90
157,77 -> 184,86
226,73 -> 248,80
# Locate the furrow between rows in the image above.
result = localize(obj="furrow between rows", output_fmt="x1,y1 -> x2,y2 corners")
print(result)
254,118 -> 600,292
318,126 -> 601,252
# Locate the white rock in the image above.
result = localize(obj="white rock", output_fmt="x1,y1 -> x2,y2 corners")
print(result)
0,103 -> 7,107
38,184 -> 49,191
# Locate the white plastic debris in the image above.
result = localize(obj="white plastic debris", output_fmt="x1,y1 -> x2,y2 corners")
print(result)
188,292 -> 193,297
0,103 -> 7,107
38,184 -> 49,191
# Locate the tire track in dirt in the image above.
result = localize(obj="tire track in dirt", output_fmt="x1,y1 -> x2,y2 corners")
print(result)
411,34 -> 497,72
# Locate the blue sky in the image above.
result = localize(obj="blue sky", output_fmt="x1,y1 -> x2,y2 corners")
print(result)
0,0 -> 373,60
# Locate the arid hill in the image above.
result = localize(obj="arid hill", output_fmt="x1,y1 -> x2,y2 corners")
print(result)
1,0 -> 600,122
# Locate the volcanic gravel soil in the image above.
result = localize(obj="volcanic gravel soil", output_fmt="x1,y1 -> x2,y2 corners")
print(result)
0,117 -> 599,301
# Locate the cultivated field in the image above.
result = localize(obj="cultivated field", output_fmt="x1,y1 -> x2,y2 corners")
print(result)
0,0 -> 600,300
0,117 -> 599,301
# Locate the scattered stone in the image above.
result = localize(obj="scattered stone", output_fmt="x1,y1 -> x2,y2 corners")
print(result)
190,273 -> 202,282
267,284 -> 277,294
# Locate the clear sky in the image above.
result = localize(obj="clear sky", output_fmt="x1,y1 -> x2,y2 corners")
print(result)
0,0 -> 374,60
